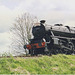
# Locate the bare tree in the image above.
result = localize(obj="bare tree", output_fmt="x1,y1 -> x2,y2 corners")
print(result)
10,13 -> 37,56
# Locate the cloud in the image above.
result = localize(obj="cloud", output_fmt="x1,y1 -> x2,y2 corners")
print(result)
13,0 -> 75,27
0,5 -> 12,32
0,0 -> 24,9
0,5 -> 26,33
0,32 -> 11,53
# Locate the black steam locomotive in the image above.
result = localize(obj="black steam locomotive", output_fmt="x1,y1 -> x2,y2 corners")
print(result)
24,20 -> 75,55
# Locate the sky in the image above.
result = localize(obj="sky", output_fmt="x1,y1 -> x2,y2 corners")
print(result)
0,0 -> 75,54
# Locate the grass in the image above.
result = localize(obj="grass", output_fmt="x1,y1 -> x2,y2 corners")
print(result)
0,54 -> 75,74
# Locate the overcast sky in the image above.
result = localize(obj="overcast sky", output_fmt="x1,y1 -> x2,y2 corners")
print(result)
0,0 -> 75,54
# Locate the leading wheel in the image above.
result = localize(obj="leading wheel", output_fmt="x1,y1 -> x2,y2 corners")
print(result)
30,49 -> 34,56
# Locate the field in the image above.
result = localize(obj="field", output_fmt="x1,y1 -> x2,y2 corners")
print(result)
0,54 -> 75,74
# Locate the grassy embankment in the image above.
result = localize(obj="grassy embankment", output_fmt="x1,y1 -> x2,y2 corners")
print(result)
0,54 -> 75,74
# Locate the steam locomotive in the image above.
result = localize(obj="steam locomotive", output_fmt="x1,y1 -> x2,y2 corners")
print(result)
24,20 -> 75,55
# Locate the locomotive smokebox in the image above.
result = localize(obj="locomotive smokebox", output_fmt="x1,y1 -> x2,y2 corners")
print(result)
32,20 -> 46,39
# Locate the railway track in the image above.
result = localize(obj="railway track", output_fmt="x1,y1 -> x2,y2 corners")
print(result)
0,54 -> 43,58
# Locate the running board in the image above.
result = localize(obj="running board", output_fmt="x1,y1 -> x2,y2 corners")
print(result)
51,36 -> 75,40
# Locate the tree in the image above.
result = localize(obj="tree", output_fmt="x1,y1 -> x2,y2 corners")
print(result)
10,13 -> 37,56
